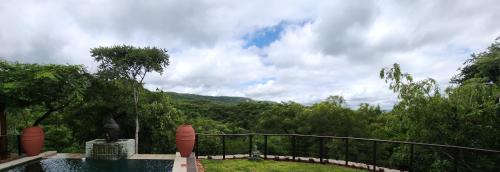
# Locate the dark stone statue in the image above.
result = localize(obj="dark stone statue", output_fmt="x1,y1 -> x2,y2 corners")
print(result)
104,117 -> 120,142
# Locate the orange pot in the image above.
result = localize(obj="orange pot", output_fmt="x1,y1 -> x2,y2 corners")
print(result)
21,126 -> 45,156
175,125 -> 195,157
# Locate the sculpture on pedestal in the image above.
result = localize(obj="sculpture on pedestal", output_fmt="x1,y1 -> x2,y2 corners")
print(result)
104,117 -> 120,142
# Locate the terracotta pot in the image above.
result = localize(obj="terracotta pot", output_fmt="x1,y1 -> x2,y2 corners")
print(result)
21,126 -> 45,156
175,125 -> 195,157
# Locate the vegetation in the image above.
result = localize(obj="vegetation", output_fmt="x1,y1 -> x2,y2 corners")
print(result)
201,159 -> 364,172
90,45 -> 170,153
0,38 -> 499,171
0,62 -> 90,127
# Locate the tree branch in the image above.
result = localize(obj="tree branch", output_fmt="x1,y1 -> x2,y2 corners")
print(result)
32,102 -> 70,126
33,108 -> 56,126
139,72 -> 146,84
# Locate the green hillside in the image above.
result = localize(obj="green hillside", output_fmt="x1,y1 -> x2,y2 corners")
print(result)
164,91 -> 253,104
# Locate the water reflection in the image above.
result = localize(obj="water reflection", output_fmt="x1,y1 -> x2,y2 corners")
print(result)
0,158 -> 173,172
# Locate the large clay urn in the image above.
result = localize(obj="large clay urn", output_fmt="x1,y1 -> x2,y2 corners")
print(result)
21,126 -> 45,156
176,125 -> 195,157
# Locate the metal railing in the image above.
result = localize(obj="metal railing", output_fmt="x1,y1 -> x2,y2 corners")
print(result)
195,133 -> 500,172
0,135 -> 23,159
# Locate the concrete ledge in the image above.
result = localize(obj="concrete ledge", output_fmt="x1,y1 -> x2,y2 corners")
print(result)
129,154 -> 175,160
172,152 -> 197,172
172,152 -> 187,172
46,153 -> 85,159
0,151 -> 57,170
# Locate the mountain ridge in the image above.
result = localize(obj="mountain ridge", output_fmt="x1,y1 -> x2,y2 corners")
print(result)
164,91 -> 254,104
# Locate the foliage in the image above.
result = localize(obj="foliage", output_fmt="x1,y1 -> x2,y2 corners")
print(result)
257,102 -> 304,134
2,37 -> 499,171
91,45 -> 170,81
166,91 -> 252,104
452,38 -> 500,84
139,91 -> 183,153
379,61 -> 500,171
91,45 -> 170,153
0,60 -> 90,126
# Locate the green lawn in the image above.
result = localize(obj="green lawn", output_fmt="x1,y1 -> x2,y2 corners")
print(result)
201,159 -> 366,172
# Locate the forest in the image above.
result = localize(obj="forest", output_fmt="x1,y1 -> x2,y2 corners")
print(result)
0,39 -> 499,171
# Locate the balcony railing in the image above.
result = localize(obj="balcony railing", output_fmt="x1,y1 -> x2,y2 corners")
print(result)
195,133 -> 500,172
0,134 -> 23,160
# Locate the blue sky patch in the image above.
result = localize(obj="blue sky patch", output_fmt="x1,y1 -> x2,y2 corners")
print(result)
446,44 -> 472,55
242,77 -> 277,87
243,20 -> 312,49
243,22 -> 287,48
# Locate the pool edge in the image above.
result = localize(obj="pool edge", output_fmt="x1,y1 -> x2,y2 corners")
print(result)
172,152 -> 197,172
0,151 -> 57,170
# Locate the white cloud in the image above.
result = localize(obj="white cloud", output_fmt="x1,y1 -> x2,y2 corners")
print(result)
1,0 -> 500,109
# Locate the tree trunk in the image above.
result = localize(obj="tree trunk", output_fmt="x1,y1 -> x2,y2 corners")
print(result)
133,87 -> 139,154
135,115 -> 139,154
0,102 -> 7,159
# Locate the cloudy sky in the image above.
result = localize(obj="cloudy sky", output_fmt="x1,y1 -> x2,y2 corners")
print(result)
1,0 -> 499,108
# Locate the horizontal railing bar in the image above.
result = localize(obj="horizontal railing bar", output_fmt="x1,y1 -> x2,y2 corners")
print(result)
0,135 -> 20,137
196,133 -> 251,136
196,133 -> 500,154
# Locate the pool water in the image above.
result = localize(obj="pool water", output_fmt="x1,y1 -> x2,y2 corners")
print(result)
1,158 -> 173,172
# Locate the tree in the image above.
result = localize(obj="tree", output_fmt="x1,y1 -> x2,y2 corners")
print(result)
452,37 -> 500,84
257,101 -> 304,134
0,60 -> 90,126
91,45 -> 170,153
0,60 -> 89,156
380,62 -> 500,171
140,91 -> 184,153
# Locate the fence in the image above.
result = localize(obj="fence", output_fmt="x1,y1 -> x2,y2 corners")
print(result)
195,133 -> 500,172
0,135 -> 22,160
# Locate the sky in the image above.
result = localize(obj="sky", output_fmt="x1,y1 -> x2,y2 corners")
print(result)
1,0 -> 499,109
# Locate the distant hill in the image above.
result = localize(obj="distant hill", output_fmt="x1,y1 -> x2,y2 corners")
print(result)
164,91 -> 254,104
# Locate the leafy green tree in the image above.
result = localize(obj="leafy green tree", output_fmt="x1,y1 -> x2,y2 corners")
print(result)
0,60 -> 90,126
140,91 -> 183,153
69,75 -> 135,142
0,60 -> 89,156
91,45 -> 170,153
452,38 -> 500,84
228,101 -> 274,132
257,102 -> 304,134
380,62 -> 500,171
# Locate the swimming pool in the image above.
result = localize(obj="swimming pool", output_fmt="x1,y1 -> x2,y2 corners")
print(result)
0,158 -> 173,172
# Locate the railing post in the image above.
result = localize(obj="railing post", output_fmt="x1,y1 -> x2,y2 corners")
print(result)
345,138 -> 349,166
17,135 -> 22,156
454,148 -> 460,172
409,144 -> 414,172
292,135 -> 297,161
264,135 -> 268,159
248,134 -> 253,157
222,135 -> 226,160
319,137 -> 324,163
372,141 -> 377,171
195,134 -> 199,159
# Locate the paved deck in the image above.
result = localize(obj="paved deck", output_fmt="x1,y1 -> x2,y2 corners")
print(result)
173,152 -> 197,172
47,153 -> 85,159
129,154 -> 175,160
0,151 -> 57,170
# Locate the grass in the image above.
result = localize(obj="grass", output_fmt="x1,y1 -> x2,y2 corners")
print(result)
201,159 -> 366,172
